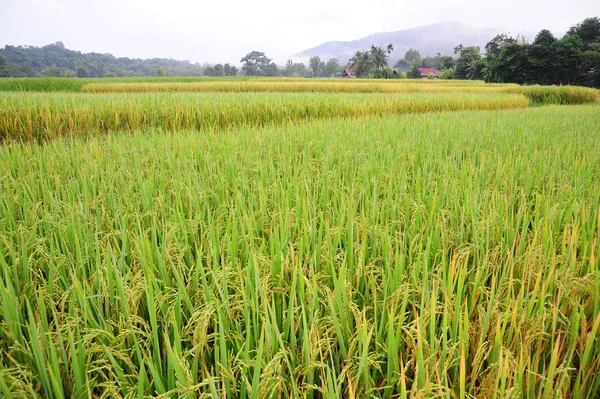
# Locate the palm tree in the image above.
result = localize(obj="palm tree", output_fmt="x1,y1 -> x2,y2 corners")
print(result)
370,45 -> 389,70
386,44 -> 394,58
349,50 -> 374,77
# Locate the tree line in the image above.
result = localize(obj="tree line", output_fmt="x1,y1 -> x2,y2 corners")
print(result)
477,17 -> 599,86
0,41 -> 210,78
349,17 -> 599,87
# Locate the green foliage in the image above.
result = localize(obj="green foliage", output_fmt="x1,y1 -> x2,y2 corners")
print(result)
386,44 -> 394,57
370,45 -> 389,69
213,64 -> 225,76
323,58 -> 341,76
567,17 -> 600,47
240,51 -> 278,77
580,43 -> 600,86
394,49 -> 424,73
284,60 -> 308,77
309,56 -> 322,76
43,64 -> 75,77
205,63 -> 238,77
528,30 -> 557,85
349,50 -> 374,77
75,67 -> 88,78
419,53 -> 442,69
404,48 -> 421,65
440,56 -> 455,70
368,68 -> 397,79
223,63 -> 238,76
393,58 -> 411,72
407,66 -> 421,79
479,17 -> 600,87
483,36 -> 530,84
0,56 -> 34,78
552,35 -> 584,85
439,67 -> 456,79
455,46 -> 482,79
349,45 -> 391,77
485,34 -> 516,57
156,67 -> 168,77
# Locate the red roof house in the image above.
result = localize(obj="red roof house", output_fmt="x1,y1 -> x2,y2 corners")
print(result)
418,68 -> 440,78
339,68 -> 356,78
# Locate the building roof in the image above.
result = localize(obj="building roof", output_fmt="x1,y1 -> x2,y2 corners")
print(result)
418,68 -> 440,76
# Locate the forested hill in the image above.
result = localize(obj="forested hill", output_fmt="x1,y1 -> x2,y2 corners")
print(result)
0,41 -> 204,77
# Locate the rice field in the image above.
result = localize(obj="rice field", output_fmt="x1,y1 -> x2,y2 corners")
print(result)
0,77 -> 256,93
0,78 -> 599,398
0,92 -> 529,143
0,77 -> 508,93
79,81 -> 520,94
79,82 -> 599,105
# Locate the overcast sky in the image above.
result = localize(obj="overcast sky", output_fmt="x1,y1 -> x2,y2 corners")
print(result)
1,0 -> 598,64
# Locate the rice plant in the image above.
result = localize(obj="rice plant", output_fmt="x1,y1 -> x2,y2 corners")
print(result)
79,81 -> 519,94
79,81 -> 598,105
0,92 -> 529,143
0,104 -> 599,398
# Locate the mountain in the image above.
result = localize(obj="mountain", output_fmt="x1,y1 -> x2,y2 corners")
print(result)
0,41 -> 206,78
295,21 -> 515,62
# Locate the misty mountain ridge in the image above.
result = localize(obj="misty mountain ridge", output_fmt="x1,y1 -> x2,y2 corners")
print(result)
295,21 -> 539,63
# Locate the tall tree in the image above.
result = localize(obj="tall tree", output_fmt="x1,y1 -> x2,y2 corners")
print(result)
404,48 -> 421,65
156,67 -> 168,77
203,66 -> 215,76
370,46 -> 389,69
240,51 -> 277,76
421,53 -> 443,69
349,50 -> 373,77
309,56 -> 322,76
285,60 -> 308,77
566,17 -> 600,47
43,64 -> 75,77
528,30 -> 557,85
552,35 -> 584,85
76,67 -> 88,78
285,59 -> 294,76
293,62 -> 308,77
407,66 -> 421,79
455,46 -> 482,79
323,58 -> 341,76
223,63 -> 238,76
440,56 -> 455,70
0,55 -> 7,76
483,34 -> 530,84
393,59 -> 411,71
579,42 -> 600,86
213,63 -> 224,76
